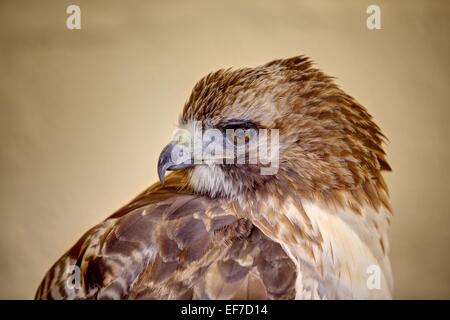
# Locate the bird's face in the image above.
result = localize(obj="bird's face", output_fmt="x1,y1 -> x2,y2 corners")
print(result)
157,116 -> 282,199
158,57 -> 388,201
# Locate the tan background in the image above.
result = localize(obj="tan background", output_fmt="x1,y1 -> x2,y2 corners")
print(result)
0,0 -> 449,299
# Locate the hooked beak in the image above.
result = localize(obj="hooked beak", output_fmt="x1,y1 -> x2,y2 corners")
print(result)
157,142 -> 193,185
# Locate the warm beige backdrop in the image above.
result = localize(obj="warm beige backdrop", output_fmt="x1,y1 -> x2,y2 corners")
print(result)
0,0 -> 449,299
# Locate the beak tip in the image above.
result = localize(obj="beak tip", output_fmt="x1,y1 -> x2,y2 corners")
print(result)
157,168 -> 166,186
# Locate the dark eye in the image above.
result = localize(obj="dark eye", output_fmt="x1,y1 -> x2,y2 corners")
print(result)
226,128 -> 257,146
218,119 -> 259,146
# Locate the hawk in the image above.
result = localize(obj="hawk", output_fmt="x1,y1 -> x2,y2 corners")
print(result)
35,55 -> 393,300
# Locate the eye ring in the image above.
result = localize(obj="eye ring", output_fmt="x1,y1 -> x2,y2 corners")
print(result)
219,119 -> 258,131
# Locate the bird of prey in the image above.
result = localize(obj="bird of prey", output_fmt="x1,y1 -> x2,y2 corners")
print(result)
35,55 -> 393,300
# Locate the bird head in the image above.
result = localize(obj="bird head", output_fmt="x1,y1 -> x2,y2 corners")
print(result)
158,56 -> 390,202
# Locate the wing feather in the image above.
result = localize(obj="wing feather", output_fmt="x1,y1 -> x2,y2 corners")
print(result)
35,173 -> 296,300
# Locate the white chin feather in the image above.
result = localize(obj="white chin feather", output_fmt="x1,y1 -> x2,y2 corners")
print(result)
188,165 -> 239,199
